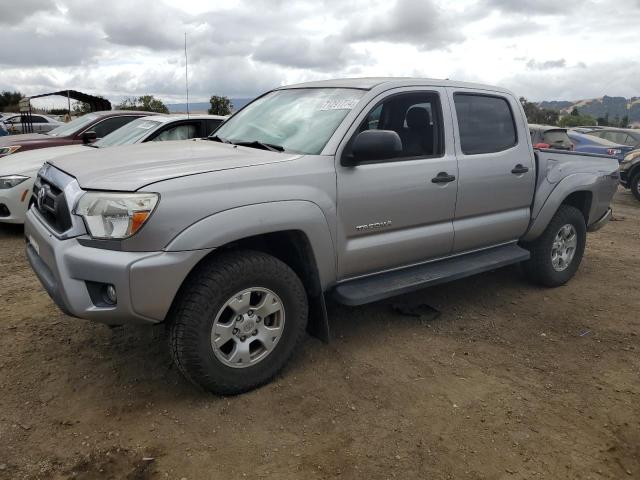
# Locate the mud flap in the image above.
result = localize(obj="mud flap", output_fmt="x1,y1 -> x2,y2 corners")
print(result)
307,292 -> 330,343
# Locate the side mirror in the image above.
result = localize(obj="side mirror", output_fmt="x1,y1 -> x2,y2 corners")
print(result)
346,130 -> 403,165
82,131 -> 97,144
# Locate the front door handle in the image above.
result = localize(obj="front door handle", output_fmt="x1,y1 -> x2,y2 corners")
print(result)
431,172 -> 456,184
511,164 -> 529,175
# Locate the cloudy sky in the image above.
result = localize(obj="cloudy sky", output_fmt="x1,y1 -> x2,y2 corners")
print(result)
1,0 -> 639,108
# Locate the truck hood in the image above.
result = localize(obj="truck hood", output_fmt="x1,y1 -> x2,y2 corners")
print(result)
50,139 -> 302,191
0,144 -> 87,177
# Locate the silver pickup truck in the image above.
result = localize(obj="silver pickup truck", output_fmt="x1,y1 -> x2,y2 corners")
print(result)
24,78 -> 618,394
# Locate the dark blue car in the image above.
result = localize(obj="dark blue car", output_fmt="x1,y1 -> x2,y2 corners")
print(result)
567,130 -> 634,163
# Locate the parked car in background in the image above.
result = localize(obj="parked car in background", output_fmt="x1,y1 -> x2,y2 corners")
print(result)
0,120 -> 8,137
529,125 -> 574,150
567,130 -> 634,163
2,113 -> 63,134
0,114 -> 227,224
586,128 -> 640,149
0,111 -> 153,158
618,149 -> 640,201
24,78 -> 618,394
572,126 -> 604,134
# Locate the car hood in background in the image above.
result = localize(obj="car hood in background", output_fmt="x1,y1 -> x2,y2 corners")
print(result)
0,133 -> 46,146
0,144 -> 87,177
50,140 -> 302,191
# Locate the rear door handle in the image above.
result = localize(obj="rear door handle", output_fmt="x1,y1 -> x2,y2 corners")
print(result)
511,164 -> 529,175
431,172 -> 456,184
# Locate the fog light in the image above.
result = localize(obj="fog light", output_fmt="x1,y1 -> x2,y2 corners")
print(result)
105,284 -> 117,304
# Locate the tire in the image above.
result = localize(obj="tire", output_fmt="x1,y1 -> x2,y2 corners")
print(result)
630,172 -> 640,202
522,205 -> 587,287
168,250 -> 308,395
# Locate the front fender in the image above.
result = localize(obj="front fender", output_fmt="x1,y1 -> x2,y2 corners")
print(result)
165,201 -> 337,289
523,172 -> 613,242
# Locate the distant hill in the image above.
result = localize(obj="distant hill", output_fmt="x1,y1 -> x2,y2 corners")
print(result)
167,98 -> 253,114
539,95 -> 640,124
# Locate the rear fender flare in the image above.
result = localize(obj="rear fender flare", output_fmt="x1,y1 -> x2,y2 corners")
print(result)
523,173 -> 598,242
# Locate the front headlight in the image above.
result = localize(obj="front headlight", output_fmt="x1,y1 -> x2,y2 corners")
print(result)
621,150 -> 640,165
0,175 -> 29,189
0,145 -> 22,156
74,192 -> 159,239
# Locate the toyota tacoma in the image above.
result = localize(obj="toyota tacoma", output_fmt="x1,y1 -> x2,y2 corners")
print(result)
24,78 -> 619,394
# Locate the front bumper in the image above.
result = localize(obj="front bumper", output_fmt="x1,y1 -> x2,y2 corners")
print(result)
0,184 -> 32,224
25,208 -> 212,325
587,208 -> 612,232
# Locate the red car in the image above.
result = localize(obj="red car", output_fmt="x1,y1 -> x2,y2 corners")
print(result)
0,111 -> 154,157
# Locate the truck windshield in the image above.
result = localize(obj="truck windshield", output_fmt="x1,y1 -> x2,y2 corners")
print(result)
47,113 -> 98,137
93,118 -> 162,148
213,88 -> 365,155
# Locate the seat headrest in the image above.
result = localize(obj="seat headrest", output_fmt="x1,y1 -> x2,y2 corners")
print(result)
406,107 -> 431,129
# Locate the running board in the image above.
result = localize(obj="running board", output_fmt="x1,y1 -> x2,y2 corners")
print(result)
332,245 -> 530,306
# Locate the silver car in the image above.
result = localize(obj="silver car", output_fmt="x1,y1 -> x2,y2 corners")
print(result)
3,113 -> 63,134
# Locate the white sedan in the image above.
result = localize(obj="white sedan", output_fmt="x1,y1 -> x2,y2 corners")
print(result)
3,113 -> 63,134
0,114 -> 226,224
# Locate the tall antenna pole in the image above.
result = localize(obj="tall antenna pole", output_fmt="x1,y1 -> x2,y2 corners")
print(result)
184,32 -> 190,118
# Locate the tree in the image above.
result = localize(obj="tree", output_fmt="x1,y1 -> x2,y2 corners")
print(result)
519,97 -> 559,126
570,107 -> 580,117
0,90 -> 23,112
558,113 -> 597,128
208,95 -> 233,116
72,102 -> 92,115
620,115 -> 629,128
116,95 -> 169,114
597,113 -> 609,126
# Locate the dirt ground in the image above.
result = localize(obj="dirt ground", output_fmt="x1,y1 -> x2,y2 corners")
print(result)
0,190 -> 638,480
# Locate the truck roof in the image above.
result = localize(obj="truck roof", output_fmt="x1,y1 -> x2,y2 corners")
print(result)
279,77 -> 514,95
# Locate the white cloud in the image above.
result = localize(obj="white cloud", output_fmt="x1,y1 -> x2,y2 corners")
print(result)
0,0 -> 638,104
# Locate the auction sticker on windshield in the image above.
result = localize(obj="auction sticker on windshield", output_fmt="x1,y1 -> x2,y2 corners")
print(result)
319,98 -> 360,111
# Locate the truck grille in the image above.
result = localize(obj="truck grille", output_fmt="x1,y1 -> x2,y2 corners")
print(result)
33,173 -> 73,233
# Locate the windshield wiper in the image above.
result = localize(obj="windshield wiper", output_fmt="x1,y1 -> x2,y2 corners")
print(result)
233,140 -> 284,152
208,135 -> 232,144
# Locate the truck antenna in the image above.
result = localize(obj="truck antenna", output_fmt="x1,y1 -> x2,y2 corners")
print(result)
184,32 -> 190,118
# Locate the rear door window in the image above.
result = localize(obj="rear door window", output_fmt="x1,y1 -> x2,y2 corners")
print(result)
453,94 -> 517,155
542,130 -> 572,149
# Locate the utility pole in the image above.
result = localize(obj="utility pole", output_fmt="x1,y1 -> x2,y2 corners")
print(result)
185,32 -> 190,118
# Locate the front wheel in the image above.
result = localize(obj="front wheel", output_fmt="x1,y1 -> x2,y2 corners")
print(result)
168,250 -> 308,395
522,205 -> 587,287
630,172 -> 640,202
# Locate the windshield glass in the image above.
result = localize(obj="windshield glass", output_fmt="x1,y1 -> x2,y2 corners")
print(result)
213,88 -> 365,154
94,118 -> 162,147
47,113 -> 98,137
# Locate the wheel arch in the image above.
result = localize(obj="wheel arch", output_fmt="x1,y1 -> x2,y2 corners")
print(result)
523,173 -> 599,242
165,201 -> 336,341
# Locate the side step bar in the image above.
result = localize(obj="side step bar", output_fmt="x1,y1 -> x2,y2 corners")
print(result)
332,244 -> 530,306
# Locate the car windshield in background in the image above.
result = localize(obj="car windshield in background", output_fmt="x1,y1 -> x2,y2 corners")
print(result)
94,119 -> 162,147
213,88 -> 365,155
543,130 -> 572,149
47,113 -> 98,137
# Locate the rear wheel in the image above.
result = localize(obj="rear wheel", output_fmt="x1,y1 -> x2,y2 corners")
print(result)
522,205 -> 586,287
168,250 -> 308,395
630,172 -> 640,202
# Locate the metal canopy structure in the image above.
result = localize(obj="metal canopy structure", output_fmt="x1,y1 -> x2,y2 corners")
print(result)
29,90 -> 111,112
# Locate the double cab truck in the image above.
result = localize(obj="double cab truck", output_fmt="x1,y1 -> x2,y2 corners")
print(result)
24,78 -> 619,394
